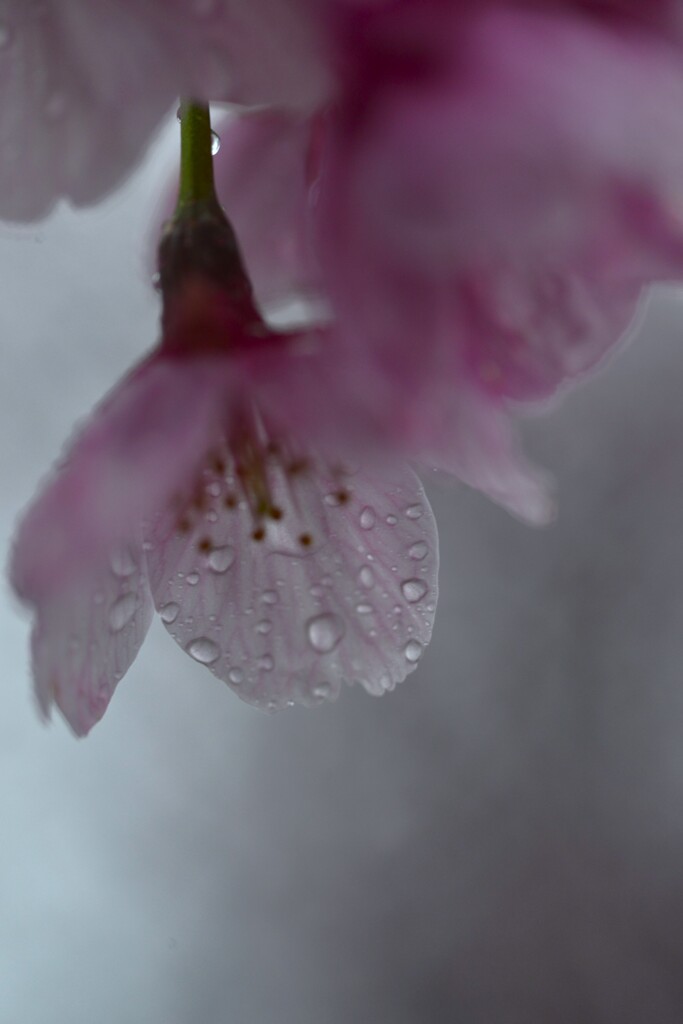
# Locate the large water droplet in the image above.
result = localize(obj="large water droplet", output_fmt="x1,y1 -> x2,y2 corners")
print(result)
208,545 -> 234,573
405,504 -> 423,519
160,602 -> 180,624
211,130 -> 221,155
187,637 -> 220,664
408,541 -> 428,561
307,613 -> 345,653
401,579 -> 428,603
358,566 -> 375,589
108,593 -> 137,632
360,506 -> 376,530
228,667 -> 244,685
404,639 -> 423,663
186,572 -> 200,586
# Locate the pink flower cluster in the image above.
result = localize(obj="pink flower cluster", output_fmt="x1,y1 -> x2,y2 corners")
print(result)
9,0 -> 683,733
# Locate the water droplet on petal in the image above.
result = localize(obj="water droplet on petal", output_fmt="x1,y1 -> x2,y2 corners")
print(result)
111,547 -> 137,577
385,514 -> 398,526
186,572 -> 200,586
408,541 -> 428,561
258,654 -> 274,671
360,506 -> 376,530
228,667 -> 244,685
358,566 -> 375,589
312,681 -> 333,699
405,504 -> 423,519
208,545 -> 235,573
108,593 -> 137,632
160,602 -> 180,624
261,590 -> 278,605
307,613 -> 345,653
379,672 -> 395,693
256,619 -> 272,635
401,578 -> 428,603
404,639 -> 423,663
211,130 -> 221,155
356,603 -> 374,615
187,637 -> 220,664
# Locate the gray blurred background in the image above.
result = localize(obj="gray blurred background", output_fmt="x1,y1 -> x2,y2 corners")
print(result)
2,118 -> 683,1024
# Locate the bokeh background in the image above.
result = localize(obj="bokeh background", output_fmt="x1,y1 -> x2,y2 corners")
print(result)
2,117 -> 683,1024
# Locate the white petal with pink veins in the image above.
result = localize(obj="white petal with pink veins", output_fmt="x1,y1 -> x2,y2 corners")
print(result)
29,544 -> 153,736
146,458 -> 439,709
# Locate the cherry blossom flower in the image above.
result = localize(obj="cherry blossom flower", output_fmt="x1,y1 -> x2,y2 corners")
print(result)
0,0 -> 330,221
214,1 -> 683,522
9,105 -> 438,736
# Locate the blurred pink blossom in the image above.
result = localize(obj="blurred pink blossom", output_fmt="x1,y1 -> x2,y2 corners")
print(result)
0,0 -> 330,221
215,1 -> 683,522
10,206 -> 438,735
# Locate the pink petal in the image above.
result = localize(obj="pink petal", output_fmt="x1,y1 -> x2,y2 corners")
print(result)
212,111 -> 321,309
416,385 -> 555,526
0,0 -> 329,221
146,455 -> 438,708
11,353 -> 233,602
29,547 -> 153,736
337,8 -> 683,272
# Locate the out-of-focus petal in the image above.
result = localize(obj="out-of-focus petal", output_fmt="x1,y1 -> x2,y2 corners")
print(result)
0,0 -> 329,221
29,546 -> 153,736
339,8 -> 683,271
11,353 -> 232,601
416,385 -> 555,526
213,111 -> 320,308
146,454 -> 438,709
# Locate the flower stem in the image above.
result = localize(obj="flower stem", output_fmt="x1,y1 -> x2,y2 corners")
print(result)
176,100 -> 218,210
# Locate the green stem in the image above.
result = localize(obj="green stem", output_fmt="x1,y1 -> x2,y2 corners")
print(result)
176,99 -> 217,210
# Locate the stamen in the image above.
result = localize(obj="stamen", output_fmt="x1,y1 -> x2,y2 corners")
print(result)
252,526 -> 266,542
299,532 -> 313,548
197,537 -> 213,554
269,506 -> 283,521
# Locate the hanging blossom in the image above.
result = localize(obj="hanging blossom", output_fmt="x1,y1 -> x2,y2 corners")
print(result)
213,0 -> 683,523
9,104 -> 438,736
0,0 -> 332,221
